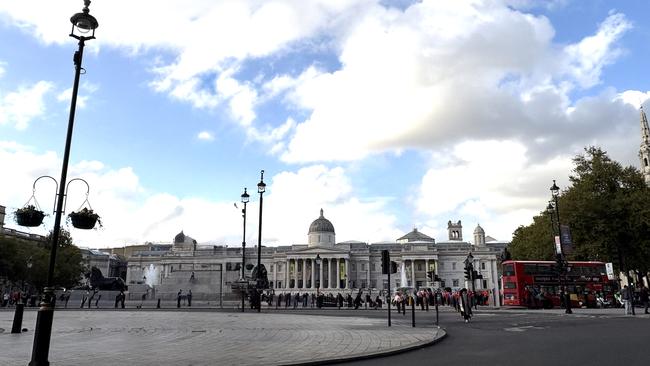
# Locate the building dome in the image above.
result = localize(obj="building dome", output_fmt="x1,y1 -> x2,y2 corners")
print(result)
473,224 -> 485,235
308,209 -> 335,234
174,231 -> 186,244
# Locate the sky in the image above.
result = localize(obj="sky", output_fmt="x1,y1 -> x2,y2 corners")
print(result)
1,0 -> 649,249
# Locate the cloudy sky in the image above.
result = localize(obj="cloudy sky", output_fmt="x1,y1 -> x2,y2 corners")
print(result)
1,0 -> 648,248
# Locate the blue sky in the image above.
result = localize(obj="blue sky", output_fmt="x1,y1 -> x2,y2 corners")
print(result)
1,0 -> 648,248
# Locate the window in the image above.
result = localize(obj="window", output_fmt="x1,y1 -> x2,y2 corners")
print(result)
439,263 -> 445,269
361,281 -> 366,288
278,264 -> 282,272
372,263 -> 376,271
481,262 -> 486,270
452,263 -> 456,270
503,264 -> 515,276
270,264 -> 274,272
361,264 -> 365,271
371,280 -> 377,288
482,280 -> 488,288
351,264 -> 356,271
452,279 -> 459,287
417,264 -> 422,271
504,282 -> 517,289
441,280 -> 446,287
277,281 -> 282,288
416,281 -> 423,288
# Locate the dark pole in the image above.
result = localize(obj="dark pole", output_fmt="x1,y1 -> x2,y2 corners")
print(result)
256,170 -> 266,313
470,263 -> 477,310
30,4 -> 98,364
551,180 -> 572,314
411,295 -> 415,327
387,271 -> 391,327
241,188 -> 249,313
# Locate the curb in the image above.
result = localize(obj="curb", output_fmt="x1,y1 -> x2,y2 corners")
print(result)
288,326 -> 447,366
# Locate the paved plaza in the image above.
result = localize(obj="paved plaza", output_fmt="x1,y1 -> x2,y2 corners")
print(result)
0,309 -> 444,365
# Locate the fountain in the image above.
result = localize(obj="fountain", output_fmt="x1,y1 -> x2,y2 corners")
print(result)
400,262 -> 408,287
144,264 -> 159,287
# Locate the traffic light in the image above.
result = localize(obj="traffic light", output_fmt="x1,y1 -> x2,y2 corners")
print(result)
390,261 -> 398,274
427,271 -> 433,281
434,274 -> 442,282
381,250 -> 390,275
473,270 -> 483,280
464,266 -> 471,280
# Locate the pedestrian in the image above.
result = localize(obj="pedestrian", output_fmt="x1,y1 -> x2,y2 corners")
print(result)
177,289 -> 182,308
294,292 -> 299,309
277,293 -> 282,309
80,289 -> 89,308
337,293 -> 343,309
187,290 -> 192,307
115,292 -> 121,308
622,285 -> 631,315
354,291 -> 362,310
285,292 -> 290,308
640,286 -> 649,314
459,288 -> 472,323
95,293 -> 102,308
120,290 -> 126,308
190,271 -> 195,281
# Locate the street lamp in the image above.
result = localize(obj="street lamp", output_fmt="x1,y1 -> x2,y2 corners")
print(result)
240,188 -> 249,313
464,252 -> 476,309
315,254 -> 322,288
29,2 -> 98,365
550,180 -> 572,314
256,170 -> 266,312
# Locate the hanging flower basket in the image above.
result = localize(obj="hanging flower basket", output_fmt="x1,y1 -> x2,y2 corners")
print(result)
15,205 -> 45,227
68,208 -> 102,230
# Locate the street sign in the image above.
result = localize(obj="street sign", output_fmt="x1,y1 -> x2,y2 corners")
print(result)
605,263 -> 615,280
554,236 -> 562,254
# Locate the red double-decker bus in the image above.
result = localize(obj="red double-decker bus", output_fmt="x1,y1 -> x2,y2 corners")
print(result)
501,260 -> 615,308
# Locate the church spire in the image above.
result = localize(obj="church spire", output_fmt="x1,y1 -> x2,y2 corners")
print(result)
639,106 -> 650,186
641,107 -> 650,144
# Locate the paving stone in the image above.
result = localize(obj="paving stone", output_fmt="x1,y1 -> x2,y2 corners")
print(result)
0,310 -> 444,365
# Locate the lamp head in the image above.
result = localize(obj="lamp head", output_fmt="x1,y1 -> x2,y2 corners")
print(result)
70,0 -> 98,39
241,188 -> 250,204
550,180 -> 560,197
257,170 -> 266,193
315,254 -> 322,265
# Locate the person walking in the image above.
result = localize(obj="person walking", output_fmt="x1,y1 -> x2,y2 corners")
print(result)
294,292 -> 299,309
622,285 -> 631,315
459,288 -> 472,323
177,289 -> 182,308
187,289 -> 192,307
640,286 -> 649,314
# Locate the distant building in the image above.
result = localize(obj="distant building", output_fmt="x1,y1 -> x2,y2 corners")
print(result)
639,107 -> 650,186
0,204 -> 46,244
125,209 -> 508,305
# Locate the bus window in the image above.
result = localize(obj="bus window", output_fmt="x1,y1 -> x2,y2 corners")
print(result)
504,282 -> 517,289
524,264 -> 537,275
503,264 -> 515,276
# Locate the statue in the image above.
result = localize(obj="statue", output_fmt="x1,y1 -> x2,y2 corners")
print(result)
86,266 -> 127,291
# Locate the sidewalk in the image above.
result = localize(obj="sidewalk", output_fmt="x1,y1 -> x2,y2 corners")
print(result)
0,310 -> 445,366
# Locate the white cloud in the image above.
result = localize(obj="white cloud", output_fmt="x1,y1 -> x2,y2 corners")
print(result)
56,82 -> 99,109
0,80 -> 53,130
197,131 -> 214,141
0,143 -> 402,247
415,140 -> 574,241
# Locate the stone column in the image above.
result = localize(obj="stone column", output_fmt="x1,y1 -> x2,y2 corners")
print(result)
344,259 -> 350,289
328,259 -> 333,289
319,259 -> 323,289
285,259 -> 290,289
367,260 -> 371,289
336,258 -> 341,289
411,259 -> 416,287
311,259 -> 316,289
273,262 -> 277,288
294,259 -> 299,289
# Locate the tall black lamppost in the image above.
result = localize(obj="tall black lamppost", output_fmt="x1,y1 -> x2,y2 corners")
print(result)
315,254 -> 322,289
240,188 -> 249,313
550,180 -> 572,314
464,252 -> 476,309
256,170 -> 266,312
29,2 -> 98,365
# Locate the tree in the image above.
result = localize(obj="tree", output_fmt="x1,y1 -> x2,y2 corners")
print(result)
509,146 -> 650,274
44,229 -> 85,290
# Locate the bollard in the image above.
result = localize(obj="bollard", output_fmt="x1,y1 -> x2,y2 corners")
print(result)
411,296 -> 415,327
11,302 -> 25,334
157,298 -> 161,308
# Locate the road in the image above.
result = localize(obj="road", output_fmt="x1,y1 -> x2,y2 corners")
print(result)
329,306 -> 650,366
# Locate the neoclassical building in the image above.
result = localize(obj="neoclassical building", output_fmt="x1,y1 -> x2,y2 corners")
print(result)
125,210 -> 506,303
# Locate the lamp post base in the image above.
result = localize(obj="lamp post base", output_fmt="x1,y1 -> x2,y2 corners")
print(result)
29,288 -> 56,366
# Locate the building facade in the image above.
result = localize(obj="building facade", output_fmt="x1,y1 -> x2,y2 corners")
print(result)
125,210 -> 507,304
